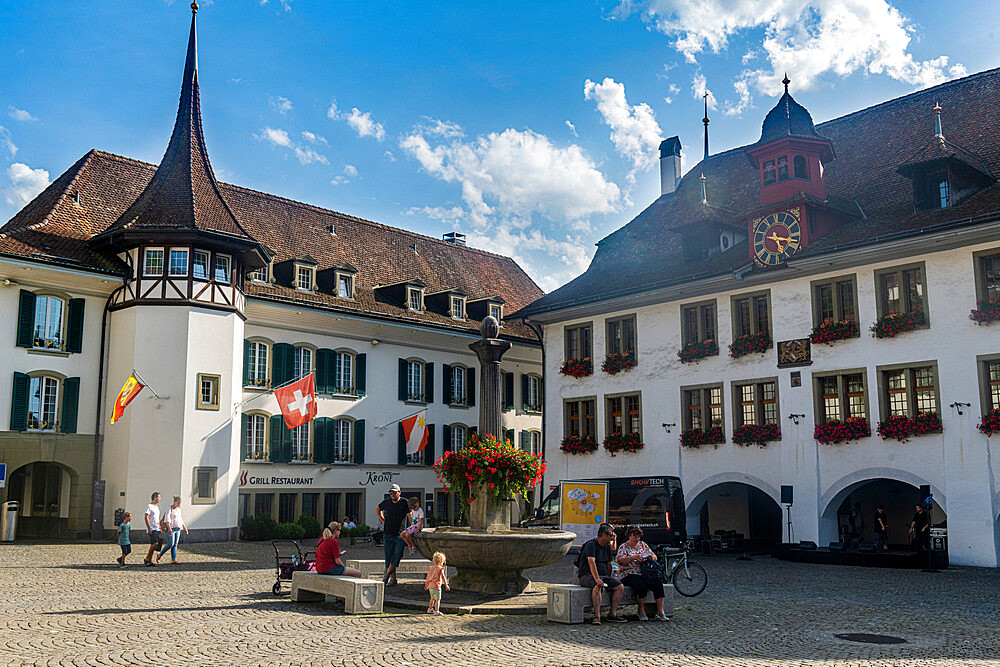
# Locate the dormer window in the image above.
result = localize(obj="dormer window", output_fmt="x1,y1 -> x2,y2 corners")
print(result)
337,273 -> 354,299
793,155 -> 809,179
408,288 -> 423,312
296,264 -> 314,291
214,254 -> 231,283
776,156 -> 789,181
490,304 -> 502,321
450,296 -> 465,319
762,160 -> 776,185
249,263 -> 269,283
916,170 -> 950,211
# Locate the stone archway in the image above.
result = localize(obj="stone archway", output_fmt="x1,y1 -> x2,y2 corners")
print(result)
6,461 -> 78,538
686,474 -> 783,552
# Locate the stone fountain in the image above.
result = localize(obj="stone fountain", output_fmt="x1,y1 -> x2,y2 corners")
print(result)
413,316 -> 575,595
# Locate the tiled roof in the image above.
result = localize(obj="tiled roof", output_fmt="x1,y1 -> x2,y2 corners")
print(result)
0,150 -> 542,340
521,67 -> 1000,317
755,89 -> 830,147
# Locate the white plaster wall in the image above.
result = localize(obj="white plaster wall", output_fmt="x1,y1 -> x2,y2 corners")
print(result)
544,242 -> 1000,567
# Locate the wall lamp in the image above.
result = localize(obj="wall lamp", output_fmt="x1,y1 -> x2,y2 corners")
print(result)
787,413 -> 806,425
661,422 -> 677,434
949,402 -> 972,415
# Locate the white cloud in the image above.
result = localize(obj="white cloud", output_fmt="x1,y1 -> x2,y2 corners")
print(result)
565,120 -> 578,137
584,77 -> 663,178
0,126 -> 16,157
256,127 -> 293,148
8,107 -> 36,122
327,100 -> 340,119
464,227 -> 595,293
420,117 -> 464,139
3,162 -> 50,207
256,127 -> 328,166
346,108 -> 386,141
384,150 -> 397,162
293,146 -> 328,165
691,72 -> 717,110
330,164 -> 358,185
301,130 -> 327,145
343,164 -> 358,177
665,83 -> 680,104
404,205 -> 466,225
259,0 -> 292,10
270,96 -> 294,115
621,0 -> 966,110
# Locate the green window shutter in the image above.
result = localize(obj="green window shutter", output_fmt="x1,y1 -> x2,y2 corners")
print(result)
240,414 -> 249,460
468,426 -> 477,438
443,424 -> 452,453
467,368 -> 476,407
269,415 -> 289,463
398,359 -> 407,401
333,353 -> 342,393
65,299 -> 85,353
398,422 -> 407,465
503,372 -> 514,410
242,340 -> 251,386
353,419 -> 366,464
10,372 -> 29,431
356,353 -> 367,395
442,364 -> 452,404
425,424 -> 435,466
313,417 -> 329,464
316,349 -> 332,394
505,429 -> 514,446
521,374 -> 529,411
16,290 -> 36,348
425,363 -> 434,403
520,430 -> 529,450
272,343 -> 294,386
60,377 -> 80,433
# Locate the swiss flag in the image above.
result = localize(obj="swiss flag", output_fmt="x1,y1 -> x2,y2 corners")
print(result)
275,374 -> 317,429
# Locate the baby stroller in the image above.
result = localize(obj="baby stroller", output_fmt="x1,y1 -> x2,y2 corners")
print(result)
270,540 -> 315,595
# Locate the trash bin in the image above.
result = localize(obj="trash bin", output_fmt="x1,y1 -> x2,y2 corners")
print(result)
1,501 -> 18,543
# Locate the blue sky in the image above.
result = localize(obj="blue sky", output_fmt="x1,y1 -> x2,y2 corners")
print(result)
2,0 -> 998,291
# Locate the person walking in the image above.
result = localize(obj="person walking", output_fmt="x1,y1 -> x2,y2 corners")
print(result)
849,502 -> 864,544
873,505 -> 889,551
156,496 -> 188,564
377,483 -> 409,586
424,551 -> 450,615
910,504 -> 930,551
116,512 -> 133,567
143,492 -> 162,566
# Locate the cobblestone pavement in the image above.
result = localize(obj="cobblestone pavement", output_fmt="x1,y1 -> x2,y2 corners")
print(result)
1,540 -> 998,666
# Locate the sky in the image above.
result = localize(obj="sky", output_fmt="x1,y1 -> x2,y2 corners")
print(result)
1,0 -> 998,292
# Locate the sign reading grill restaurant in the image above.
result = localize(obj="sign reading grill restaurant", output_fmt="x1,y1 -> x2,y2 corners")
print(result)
239,471 -> 315,487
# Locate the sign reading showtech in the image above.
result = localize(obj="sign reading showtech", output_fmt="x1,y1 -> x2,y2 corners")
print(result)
240,470 -> 314,487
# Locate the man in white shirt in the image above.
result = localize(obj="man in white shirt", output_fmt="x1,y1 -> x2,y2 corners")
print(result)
143,492 -> 162,567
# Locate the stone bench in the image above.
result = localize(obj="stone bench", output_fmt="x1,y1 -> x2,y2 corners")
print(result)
345,558 -> 435,580
547,582 -> 674,624
290,571 -> 383,614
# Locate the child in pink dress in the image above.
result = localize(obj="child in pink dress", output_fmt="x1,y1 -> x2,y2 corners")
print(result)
424,551 -> 450,615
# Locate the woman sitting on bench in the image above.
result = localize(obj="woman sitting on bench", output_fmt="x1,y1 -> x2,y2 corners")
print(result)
315,522 -> 363,577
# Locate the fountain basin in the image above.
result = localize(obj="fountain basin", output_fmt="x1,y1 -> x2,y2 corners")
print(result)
413,527 -> 575,596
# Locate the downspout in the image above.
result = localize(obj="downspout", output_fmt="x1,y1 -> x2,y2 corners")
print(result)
90,279 -> 127,540
525,319 -> 546,513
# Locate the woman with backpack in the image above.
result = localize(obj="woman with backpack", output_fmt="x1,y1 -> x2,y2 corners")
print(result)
616,526 -> 669,622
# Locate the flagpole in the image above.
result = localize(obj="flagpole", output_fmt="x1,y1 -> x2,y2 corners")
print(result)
375,408 -> 427,433
238,370 -> 315,409
130,369 -> 165,399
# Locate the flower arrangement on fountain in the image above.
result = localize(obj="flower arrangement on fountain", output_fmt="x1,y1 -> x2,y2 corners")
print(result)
559,357 -> 593,378
809,319 -> 859,345
732,423 -> 781,447
876,412 -> 942,443
560,434 -> 598,455
978,408 -> 1000,436
433,432 -> 546,507
814,417 -> 871,445
870,309 -> 926,338
601,351 -> 637,375
970,299 -> 1000,325
728,331 -> 771,358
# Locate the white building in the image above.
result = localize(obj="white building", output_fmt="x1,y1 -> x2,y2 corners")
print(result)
0,9 -> 543,540
519,71 -> 1000,567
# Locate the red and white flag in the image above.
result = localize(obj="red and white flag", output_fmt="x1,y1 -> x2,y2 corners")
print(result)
402,410 -> 428,454
275,374 -> 317,429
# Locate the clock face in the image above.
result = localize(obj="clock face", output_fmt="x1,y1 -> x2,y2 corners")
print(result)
752,209 -> 802,266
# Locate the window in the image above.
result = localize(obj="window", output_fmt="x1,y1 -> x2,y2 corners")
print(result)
528,430 -> 541,456
982,359 -> 1000,412
407,360 -> 424,401
193,467 -> 217,504
451,366 -> 465,405
278,493 -> 296,523
490,304 -> 502,321
249,264 -> 268,283
407,288 -> 423,312
812,276 -> 858,326
144,248 -> 164,276
337,273 -> 354,299
733,380 -> 778,427
606,315 -> 637,356
816,373 -> 868,424
451,296 -> 465,319
876,264 -> 926,319
243,414 -> 267,460
255,493 -> 274,518
28,376 -> 59,431
565,323 -> 593,361
776,156 -> 789,181
302,493 -> 319,520
406,448 -> 425,465
168,249 -> 188,276
296,265 -> 313,291
975,251 -> 1000,303
193,251 -> 210,280
793,155 -> 809,179
681,301 -> 716,345
525,375 -> 541,412
214,254 -> 231,283
196,373 -> 220,410
246,340 -> 270,387
450,425 -> 466,450
333,351 -> 354,393
332,419 -> 354,463
564,398 -> 596,438
916,171 -> 950,210
293,346 -> 313,379
290,423 -> 310,461
682,385 -> 723,432
32,295 -> 64,349
880,365 -> 939,419
607,393 -> 641,436
762,160 -> 776,185
345,493 -> 361,522
732,292 -> 771,339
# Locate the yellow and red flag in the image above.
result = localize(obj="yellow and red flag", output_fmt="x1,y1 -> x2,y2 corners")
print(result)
110,373 -> 145,424
401,410 -> 428,454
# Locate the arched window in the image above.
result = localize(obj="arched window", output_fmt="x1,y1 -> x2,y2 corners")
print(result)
793,155 -> 809,180
408,360 -> 424,401
450,424 -> 467,450
332,419 -> 354,462
291,423 -> 311,462
335,351 -> 354,392
33,296 -> 65,349
245,339 -> 271,388
28,375 -> 60,431
293,345 -> 313,379
243,412 -> 268,460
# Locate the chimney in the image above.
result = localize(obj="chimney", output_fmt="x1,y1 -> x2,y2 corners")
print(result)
659,136 -> 682,196
443,231 -> 466,246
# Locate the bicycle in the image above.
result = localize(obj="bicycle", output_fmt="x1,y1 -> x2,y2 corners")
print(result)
655,545 -> 708,597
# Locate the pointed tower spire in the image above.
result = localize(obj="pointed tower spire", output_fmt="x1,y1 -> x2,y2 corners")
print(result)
934,101 -> 944,139
702,92 -> 710,161
782,72 -> 790,94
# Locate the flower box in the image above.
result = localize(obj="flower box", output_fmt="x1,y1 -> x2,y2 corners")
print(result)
680,426 -> 725,449
870,310 -> 926,339
970,299 -> 1000,325
560,357 -> 593,378
560,434 -> 599,455
978,408 -> 1000,436
814,417 -> 871,445
602,432 -> 643,456
601,351 -> 637,375
433,432 -> 545,508
729,332 -> 771,358
809,319 -> 859,345
677,340 -> 719,363
732,423 -> 781,448
876,412 -> 942,443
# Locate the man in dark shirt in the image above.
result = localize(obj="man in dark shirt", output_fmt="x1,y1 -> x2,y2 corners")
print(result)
578,523 -> 625,624
910,504 -> 930,551
873,505 -> 889,551
377,483 -> 410,586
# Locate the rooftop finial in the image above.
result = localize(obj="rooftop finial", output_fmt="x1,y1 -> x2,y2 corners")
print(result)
933,101 -> 943,139
782,72 -> 790,94
700,172 -> 707,205
703,92 -> 710,161
191,2 -> 198,13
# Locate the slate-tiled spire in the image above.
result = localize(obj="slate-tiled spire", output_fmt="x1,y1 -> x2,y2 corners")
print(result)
105,3 -> 253,240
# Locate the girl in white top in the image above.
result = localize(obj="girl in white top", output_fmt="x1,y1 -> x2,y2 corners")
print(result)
401,497 -> 425,556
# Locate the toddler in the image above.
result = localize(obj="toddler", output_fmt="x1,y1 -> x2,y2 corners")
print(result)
116,512 -> 132,567
424,551 -> 449,615
401,497 -> 424,556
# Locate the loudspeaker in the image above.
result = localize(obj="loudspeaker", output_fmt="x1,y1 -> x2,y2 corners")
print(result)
797,540 -> 817,550
828,542 -> 844,551
858,543 -> 875,552
919,484 -> 931,498
781,485 -> 793,505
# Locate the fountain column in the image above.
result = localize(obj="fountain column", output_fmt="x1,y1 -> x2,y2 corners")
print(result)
468,316 -> 511,443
